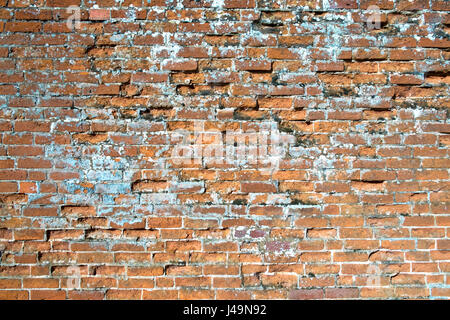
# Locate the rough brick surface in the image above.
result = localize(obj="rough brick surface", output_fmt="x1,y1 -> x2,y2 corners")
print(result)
0,0 -> 449,300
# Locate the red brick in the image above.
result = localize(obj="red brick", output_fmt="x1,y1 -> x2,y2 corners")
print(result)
0,1 -> 447,301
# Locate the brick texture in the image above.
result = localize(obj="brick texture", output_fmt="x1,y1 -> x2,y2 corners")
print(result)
0,0 -> 449,300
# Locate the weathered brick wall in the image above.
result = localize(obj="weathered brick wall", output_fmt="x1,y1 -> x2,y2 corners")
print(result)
0,0 -> 449,300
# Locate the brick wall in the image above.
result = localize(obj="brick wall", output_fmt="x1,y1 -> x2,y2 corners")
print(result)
0,0 -> 449,300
